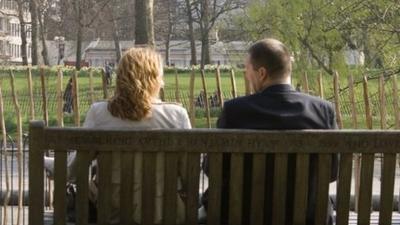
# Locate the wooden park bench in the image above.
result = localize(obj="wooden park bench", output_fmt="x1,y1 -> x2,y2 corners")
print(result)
29,121 -> 400,225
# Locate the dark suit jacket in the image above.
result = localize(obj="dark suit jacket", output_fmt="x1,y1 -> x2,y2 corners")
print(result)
201,84 -> 338,225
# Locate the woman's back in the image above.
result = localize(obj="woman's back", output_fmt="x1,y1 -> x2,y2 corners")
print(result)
84,101 -> 190,129
84,101 -> 191,224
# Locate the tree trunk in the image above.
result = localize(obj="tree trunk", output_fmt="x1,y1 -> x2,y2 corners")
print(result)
146,0 -> 155,46
362,26 -> 372,67
112,20 -> 122,63
200,0 -> 210,68
185,0 -> 197,65
17,0 -> 28,65
201,33 -> 211,68
75,1 -> 83,70
76,24 -> 83,70
135,0 -> 155,46
165,38 -> 170,66
38,12 -> 49,65
29,0 -> 38,65
165,0 -> 173,66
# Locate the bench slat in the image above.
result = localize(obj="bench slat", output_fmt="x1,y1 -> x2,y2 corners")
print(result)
75,151 -> 89,225
120,152 -> 134,224
336,153 -> 353,225
293,154 -> 310,225
76,151 -> 90,225
163,153 -> 178,224
379,153 -> 396,225
29,121 -> 45,225
142,152 -> 156,225
229,153 -> 244,225
43,129 -> 400,154
250,154 -> 266,225
315,154 -> 332,225
272,153 -> 288,225
208,153 -> 223,225
186,153 -> 200,225
357,153 -> 375,225
97,153 -> 113,225
54,149 -> 67,225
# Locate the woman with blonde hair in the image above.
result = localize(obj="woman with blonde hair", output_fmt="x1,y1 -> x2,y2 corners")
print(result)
45,47 -> 191,224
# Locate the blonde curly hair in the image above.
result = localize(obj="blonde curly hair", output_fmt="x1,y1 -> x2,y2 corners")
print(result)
108,47 -> 163,121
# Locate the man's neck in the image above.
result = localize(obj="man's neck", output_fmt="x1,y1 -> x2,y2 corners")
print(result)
258,77 -> 291,92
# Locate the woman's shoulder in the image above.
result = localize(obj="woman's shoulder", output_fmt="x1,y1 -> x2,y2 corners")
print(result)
152,102 -> 191,128
153,102 -> 188,114
86,101 -> 110,116
90,101 -> 108,110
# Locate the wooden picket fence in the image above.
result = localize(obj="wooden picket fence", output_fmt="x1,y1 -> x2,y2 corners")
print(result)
0,65 -> 400,224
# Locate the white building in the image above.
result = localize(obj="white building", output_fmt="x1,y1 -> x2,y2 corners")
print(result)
0,0 -> 31,64
46,40 -> 250,68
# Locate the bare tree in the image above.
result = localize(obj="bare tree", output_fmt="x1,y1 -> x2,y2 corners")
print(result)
102,3 -> 122,62
154,0 -> 183,65
191,0 -> 244,68
70,0 -> 113,69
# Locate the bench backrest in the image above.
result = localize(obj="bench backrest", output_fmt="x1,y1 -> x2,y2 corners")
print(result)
29,121 -> 400,225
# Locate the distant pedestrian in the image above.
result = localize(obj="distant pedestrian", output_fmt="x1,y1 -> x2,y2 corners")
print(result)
104,63 -> 113,86
63,78 -> 73,114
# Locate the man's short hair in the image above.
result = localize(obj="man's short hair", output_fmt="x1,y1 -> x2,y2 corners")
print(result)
248,38 -> 292,78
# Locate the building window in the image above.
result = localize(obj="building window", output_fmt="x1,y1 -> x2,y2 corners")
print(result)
16,24 -> 20,36
0,18 -> 4,31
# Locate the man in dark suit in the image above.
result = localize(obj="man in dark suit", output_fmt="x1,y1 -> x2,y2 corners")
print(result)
201,38 -> 338,225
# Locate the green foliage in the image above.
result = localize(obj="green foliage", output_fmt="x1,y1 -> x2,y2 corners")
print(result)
235,0 -> 400,74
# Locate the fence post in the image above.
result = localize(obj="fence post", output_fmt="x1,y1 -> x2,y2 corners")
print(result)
393,75 -> 400,213
379,74 -> 386,129
363,76 -> 373,129
333,71 -> 343,129
159,87 -> 165,101
392,75 -> 400,129
356,76 -> 373,213
349,74 -> 361,212
101,69 -> 109,99
0,79 -> 10,225
318,71 -> 324,99
201,70 -> 211,128
56,68 -> 64,127
189,67 -> 196,127
72,70 -> 80,127
303,72 -> 309,94
244,72 -> 251,95
9,70 -> 23,225
230,69 -> 237,98
348,74 -> 358,128
27,66 -> 35,120
40,67 -> 48,126
175,68 -> 180,103
215,65 -> 224,109
89,68 -> 95,105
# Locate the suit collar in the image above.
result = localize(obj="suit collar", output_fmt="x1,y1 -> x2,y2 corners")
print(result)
261,84 -> 294,94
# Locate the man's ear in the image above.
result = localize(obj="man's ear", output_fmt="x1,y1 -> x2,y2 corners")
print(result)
258,67 -> 268,82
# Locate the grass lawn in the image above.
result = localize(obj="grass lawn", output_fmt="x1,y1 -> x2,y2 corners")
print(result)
0,67 -> 398,137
